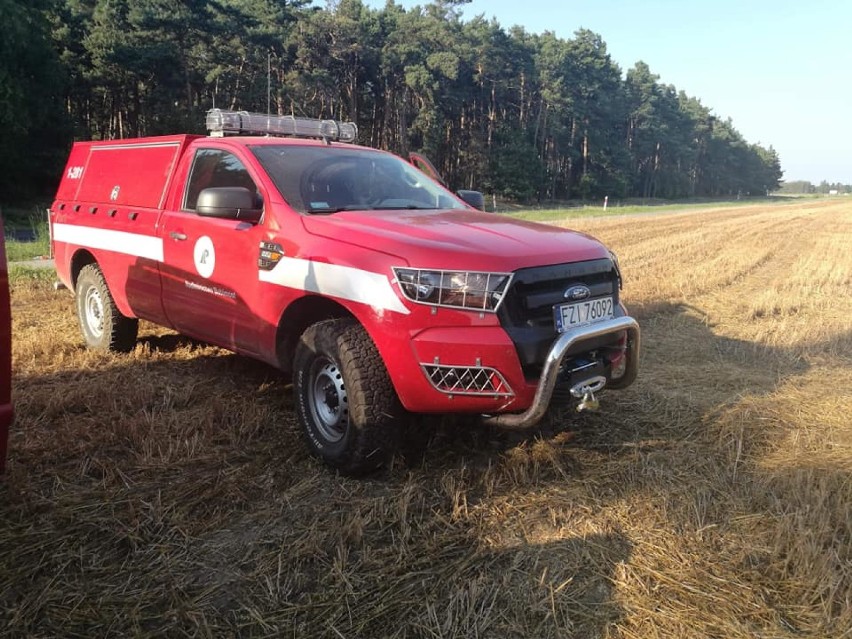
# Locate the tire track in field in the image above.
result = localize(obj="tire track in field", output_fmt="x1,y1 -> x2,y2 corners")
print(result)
571,203 -> 838,304
694,207 -> 835,305
695,201 -> 852,357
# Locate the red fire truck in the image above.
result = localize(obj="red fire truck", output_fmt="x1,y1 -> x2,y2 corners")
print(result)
50,110 -> 640,473
0,217 -> 12,472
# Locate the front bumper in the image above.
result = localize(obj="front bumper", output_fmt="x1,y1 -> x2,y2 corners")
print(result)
392,314 -> 640,424
483,316 -> 640,429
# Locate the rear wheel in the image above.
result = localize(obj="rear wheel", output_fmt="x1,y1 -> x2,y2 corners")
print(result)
294,318 -> 406,474
75,264 -> 138,352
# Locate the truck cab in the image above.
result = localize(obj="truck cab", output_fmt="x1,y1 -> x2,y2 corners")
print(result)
51,110 -> 640,474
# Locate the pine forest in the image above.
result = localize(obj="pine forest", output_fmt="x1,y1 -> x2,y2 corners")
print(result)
1,0 -> 783,204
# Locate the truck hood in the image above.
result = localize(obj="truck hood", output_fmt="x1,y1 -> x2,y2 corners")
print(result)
301,208 -> 609,271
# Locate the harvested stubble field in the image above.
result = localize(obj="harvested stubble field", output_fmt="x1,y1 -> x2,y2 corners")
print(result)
2,198 -> 851,638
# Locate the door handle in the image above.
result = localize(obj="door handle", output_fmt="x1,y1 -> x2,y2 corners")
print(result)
169,231 -> 187,241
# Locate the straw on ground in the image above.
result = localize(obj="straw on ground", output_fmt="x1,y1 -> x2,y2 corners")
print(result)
1,198 -> 850,637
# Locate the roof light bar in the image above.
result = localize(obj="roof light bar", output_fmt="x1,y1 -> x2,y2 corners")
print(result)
205,109 -> 358,143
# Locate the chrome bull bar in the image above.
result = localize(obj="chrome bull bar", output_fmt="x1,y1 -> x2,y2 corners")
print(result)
483,316 -> 640,429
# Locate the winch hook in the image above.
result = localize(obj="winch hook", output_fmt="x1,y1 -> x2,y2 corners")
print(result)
570,375 -> 607,413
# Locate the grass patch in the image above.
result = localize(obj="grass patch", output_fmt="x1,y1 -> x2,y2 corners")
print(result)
4,238 -> 51,262
7,264 -> 56,285
508,196 -> 799,223
2,205 -> 51,262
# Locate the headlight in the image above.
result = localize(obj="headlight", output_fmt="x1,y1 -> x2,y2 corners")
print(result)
393,268 -> 513,312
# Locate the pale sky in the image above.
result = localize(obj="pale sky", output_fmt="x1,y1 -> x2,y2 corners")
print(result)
360,0 -> 851,184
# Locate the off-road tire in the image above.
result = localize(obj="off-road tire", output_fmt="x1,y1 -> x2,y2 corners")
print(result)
75,263 -> 138,352
294,318 -> 406,474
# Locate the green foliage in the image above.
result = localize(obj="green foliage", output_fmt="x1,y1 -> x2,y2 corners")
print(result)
0,0 -> 71,205
7,0 -> 786,206
5,241 -> 51,263
487,127 -> 544,201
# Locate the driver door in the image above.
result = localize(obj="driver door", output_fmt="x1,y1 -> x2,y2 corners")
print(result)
159,147 -> 264,354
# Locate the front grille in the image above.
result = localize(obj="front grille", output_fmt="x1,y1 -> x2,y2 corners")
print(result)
500,258 -> 618,327
497,258 -> 621,377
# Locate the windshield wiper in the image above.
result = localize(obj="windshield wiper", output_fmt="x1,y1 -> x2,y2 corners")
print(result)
307,205 -> 364,214
308,204 -> 440,214
369,204 -> 439,210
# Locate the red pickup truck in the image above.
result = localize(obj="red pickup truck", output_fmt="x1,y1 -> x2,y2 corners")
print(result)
0,217 -> 12,472
50,110 -> 639,473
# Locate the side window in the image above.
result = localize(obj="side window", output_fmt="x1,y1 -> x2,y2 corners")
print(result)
184,149 -> 260,211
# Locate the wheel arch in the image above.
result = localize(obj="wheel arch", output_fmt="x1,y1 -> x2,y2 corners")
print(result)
275,295 -> 355,373
68,249 -> 137,320
69,249 -> 98,289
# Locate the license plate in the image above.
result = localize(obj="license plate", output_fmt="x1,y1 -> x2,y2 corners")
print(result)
554,296 -> 614,332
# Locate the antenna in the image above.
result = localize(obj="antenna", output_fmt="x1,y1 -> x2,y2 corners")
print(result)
267,51 -> 272,116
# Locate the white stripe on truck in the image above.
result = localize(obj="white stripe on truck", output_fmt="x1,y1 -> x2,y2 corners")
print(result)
259,257 -> 410,315
53,223 -> 164,262
54,222 -> 409,315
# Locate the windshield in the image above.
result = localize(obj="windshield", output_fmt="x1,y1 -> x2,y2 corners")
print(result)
251,145 -> 466,214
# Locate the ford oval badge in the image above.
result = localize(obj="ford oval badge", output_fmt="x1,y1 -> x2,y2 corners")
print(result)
564,285 -> 591,301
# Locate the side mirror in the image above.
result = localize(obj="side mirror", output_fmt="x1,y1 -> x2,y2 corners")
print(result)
196,187 -> 262,222
457,189 -> 485,211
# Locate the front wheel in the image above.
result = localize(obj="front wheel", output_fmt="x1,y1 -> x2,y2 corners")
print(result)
294,318 -> 406,474
75,263 -> 138,352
